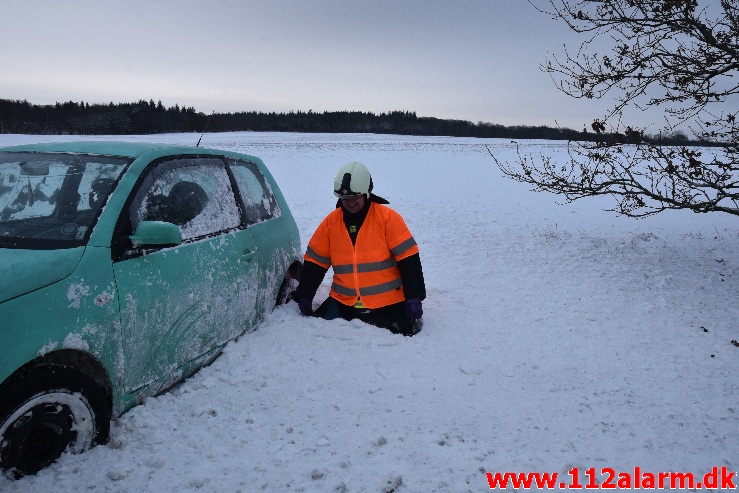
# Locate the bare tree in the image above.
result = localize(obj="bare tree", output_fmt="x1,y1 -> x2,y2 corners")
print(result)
496,0 -> 739,217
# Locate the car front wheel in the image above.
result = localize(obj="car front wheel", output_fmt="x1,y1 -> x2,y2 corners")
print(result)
0,365 -> 110,478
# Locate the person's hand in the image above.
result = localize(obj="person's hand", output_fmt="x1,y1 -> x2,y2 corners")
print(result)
298,298 -> 313,316
405,298 -> 423,320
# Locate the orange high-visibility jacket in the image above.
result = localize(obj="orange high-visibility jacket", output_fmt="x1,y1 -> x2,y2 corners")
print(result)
304,202 -> 419,309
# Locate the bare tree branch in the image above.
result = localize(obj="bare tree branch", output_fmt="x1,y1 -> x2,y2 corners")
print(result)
501,0 -> 739,218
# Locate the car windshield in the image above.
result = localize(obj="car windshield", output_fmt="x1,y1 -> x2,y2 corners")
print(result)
0,152 -> 131,248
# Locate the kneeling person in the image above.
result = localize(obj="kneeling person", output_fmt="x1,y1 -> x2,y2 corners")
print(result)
295,161 -> 426,336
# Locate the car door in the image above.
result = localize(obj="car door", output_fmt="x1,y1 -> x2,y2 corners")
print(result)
226,157 -> 285,315
112,156 -> 259,393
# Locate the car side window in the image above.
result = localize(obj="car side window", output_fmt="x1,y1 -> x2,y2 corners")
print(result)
227,158 -> 281,226
130,157 -> 240,241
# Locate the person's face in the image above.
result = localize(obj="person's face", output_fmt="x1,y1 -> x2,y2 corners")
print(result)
341,194 -> 365,213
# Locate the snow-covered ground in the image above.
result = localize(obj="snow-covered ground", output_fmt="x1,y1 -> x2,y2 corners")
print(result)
1,132 -> 737,492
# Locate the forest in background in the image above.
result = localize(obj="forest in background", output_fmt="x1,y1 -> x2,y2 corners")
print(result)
0,98 -> 694,144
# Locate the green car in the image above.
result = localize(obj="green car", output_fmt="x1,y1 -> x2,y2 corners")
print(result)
0,142 -> 302,478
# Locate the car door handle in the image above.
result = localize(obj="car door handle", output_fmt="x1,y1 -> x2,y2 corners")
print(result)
240,249 -> 257,262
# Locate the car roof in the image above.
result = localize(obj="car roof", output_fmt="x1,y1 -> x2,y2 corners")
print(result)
0,141 -> 227,159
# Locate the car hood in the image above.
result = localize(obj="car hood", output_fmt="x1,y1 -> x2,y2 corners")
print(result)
0,247 -> 85,303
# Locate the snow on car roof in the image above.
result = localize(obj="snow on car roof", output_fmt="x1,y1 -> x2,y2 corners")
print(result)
0,141 -> 221,159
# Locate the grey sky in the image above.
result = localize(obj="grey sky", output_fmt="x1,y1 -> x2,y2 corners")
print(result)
3,1 -> 634,130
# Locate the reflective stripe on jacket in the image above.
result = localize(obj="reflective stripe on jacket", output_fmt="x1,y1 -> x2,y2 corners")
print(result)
304,202 -> 419,309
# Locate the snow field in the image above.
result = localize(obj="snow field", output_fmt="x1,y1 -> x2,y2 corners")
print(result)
0,132 -> 736,492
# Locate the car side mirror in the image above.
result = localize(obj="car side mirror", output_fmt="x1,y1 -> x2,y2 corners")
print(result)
129,221 -> 182,248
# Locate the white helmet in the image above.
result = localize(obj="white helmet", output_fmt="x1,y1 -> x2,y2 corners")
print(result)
334,161 -> 373,198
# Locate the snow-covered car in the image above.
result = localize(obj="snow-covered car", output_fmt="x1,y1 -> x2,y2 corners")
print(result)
0,142 -> 302,478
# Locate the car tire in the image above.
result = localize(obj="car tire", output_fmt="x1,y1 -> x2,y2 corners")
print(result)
0,365 -> 110,479
275,276 -> 299,306
275,263 -> 302,306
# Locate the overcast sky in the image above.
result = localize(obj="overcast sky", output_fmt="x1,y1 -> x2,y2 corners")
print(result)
3,1 -> 643,130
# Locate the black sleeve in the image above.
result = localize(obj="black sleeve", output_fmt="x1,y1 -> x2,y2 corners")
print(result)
397,253 -> 426,301
294,260 -> 328,301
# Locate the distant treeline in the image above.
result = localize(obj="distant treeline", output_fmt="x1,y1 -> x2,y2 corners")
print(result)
0,98 -> 695,144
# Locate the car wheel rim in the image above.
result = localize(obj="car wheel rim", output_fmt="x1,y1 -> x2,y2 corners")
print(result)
0,391 -> 95,475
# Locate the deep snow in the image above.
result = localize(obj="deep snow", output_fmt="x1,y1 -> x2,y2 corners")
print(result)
1,132 -> 737,492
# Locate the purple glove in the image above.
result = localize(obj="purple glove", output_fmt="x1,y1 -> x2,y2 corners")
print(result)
405,298 -> 423,320
298,298 -> 313,316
